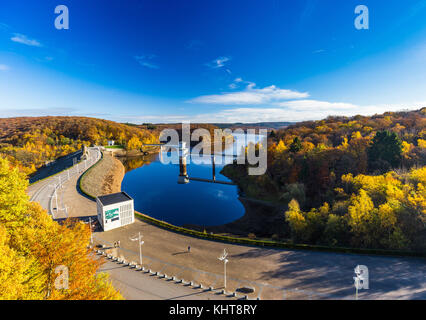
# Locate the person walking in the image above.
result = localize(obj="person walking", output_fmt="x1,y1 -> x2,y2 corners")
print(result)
188,245 -> 191,253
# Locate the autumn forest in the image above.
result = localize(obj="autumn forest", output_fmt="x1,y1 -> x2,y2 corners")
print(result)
223,108 -> 426,252
0,108 -> 425,299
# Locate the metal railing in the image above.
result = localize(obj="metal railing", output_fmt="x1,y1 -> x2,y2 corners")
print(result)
47,147 -> 101,219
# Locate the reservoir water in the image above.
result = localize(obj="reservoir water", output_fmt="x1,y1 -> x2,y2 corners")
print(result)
120,133 -> 265,227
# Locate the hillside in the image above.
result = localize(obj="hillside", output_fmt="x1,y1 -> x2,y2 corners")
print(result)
0,116 -> 158,176
222,108 -> 426,252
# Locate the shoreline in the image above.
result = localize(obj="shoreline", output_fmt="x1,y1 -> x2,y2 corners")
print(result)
183,197 -> 287,238
103,151 -> 286,238
81,152 -> 425,258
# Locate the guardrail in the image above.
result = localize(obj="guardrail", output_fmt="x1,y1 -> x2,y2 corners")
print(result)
78,151 -> 105,200
47,147 -> 102,218
29,148 -> 93,187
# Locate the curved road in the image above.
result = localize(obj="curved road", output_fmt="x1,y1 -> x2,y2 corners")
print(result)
28,147 -> 100,218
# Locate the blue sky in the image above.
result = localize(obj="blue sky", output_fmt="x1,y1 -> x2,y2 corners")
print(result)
0,0 -> 425,123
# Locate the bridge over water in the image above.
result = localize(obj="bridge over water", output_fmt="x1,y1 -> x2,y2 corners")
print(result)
143,143 -> 240,186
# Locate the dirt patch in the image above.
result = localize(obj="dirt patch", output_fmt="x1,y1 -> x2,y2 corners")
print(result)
81,154 -> 125,197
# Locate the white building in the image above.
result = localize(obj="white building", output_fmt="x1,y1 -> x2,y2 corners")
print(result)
107,140 -> 115,146
96,192 -> 134,231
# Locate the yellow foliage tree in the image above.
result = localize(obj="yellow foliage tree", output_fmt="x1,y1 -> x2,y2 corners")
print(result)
0,157 -> 122,300
275,140 -> 287,153
0,225 -> 42,299
0,160 -> 30,231
285,199 -> 307,239
126,136 -> 142,150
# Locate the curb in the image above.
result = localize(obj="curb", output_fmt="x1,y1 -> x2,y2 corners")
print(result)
94,248 -> 244,300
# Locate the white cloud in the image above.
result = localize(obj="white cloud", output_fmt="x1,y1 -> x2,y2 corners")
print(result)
11,33 -> 42,47
188,83 -> 309,105
206,56 -> 230,69
133,102 -> 425,124
184,77 -> 425,122
0,22 -> 11,31
191,102 -> 424,123
278,99 -> 359,111
134,55 -> 159,69
313,49 -> 325,54
0,64 -> 9,71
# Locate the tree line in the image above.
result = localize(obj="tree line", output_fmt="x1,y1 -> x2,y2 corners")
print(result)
223,108 -> 425,251
0,116 -> 158,175
0,157 -> 122,299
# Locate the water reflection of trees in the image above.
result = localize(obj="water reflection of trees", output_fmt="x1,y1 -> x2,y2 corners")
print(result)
119,153 -> 157,172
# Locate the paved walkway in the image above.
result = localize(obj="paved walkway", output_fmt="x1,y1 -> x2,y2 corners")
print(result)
98,259 -> 232,300
28,153 -> 426,300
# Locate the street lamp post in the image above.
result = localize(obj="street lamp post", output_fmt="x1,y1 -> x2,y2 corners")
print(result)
54,187 -> 58,213
88,217 -> 93,245
131,232 -> 144,265
218,249 -> 229,289
49,184 -> 58,216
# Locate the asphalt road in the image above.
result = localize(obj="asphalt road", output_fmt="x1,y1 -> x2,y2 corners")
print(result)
27,147 -> 100,218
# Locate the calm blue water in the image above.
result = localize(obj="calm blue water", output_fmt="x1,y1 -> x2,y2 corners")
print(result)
121,133 -> 265,227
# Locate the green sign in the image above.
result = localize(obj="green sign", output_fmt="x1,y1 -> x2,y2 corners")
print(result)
105,208 -> 119,220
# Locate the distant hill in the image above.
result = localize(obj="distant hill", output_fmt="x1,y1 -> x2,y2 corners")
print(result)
212,122 -> 294,131
0,116 -> 157,175
125,122 -> 295,131
221,108 -> 426,251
